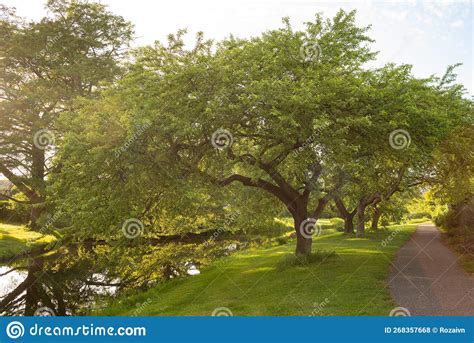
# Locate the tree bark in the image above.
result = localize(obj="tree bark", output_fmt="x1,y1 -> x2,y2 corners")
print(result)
355,202 -> 367,237
29,145 -> 45,231
371,205 -> 382,230
344,212 -> 355,233
334,197 -> 355,234
293,207 -> 312,256
0,276 -> 35,313
51,284 -> 66,316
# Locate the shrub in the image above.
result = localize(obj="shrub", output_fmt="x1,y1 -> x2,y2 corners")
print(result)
274,236 -> 289,246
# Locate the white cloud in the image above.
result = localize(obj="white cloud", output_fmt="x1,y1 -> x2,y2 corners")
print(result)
450,20 -> 464,27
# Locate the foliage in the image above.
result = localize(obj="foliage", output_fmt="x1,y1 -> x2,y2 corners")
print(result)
0,0 -> 133,229
53,9 -> 471,256
431,125 -> 474,206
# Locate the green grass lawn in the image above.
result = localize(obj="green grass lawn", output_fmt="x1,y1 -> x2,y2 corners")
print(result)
0,222 -> 55,261
97,224 -> 417,316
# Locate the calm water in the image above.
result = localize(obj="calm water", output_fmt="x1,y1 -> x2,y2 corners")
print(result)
0,265 -> 27,298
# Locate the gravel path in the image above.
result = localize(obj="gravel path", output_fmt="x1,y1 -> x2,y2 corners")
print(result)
388,224 -> 474,315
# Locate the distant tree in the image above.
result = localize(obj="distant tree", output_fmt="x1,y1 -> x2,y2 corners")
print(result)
333,64 -> 471,236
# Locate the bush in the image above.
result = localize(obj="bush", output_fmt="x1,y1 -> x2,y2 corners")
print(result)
329,218 -> 344,231
407,212 -> 431,220
407,217 -> 431,224
0,200 -> 28,223
436,209 -> 459,231
273,236 -> 288,246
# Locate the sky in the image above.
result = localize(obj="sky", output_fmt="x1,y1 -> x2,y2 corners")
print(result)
3,0 -> 473,95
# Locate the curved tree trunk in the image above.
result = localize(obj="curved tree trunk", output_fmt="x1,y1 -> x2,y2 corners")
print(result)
295,233 -> 312,256
0,257 -> 44,315
218,163 -> 338,258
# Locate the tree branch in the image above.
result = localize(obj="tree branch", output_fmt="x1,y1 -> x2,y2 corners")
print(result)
0,193 -> 32,204
226,149 -> 300,200
219,174 -> 291,205
0,162 -> 38,201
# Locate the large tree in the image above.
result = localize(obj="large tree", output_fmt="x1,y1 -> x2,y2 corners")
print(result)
0,0 -> 132,316
0,0 -> 132,230
56,10 -> 378,256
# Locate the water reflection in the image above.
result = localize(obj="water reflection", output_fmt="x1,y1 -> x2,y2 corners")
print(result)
0,265 -> 27,299
1,256 -> 202,315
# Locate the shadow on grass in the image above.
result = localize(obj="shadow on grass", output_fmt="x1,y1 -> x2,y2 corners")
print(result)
277,250 -> 338,269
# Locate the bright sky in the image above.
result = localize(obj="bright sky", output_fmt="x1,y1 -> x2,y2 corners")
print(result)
4,0 -> 473,95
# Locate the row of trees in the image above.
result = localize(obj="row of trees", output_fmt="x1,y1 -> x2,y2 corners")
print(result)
51,9 -> 471,256
0,0 -> 472,314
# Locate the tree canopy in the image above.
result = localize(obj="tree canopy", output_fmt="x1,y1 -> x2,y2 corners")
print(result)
52,10 -> 472,256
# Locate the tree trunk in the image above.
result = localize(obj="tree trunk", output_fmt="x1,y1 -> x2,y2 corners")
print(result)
30,203 -> 43,231
53,286 -> 66,316
344,212 -> 355,234
293,209 -> 312,256
29,145 -> 45,231
371,206 -> 382,230
355,203 -> 366,237
218,171 -> 335,257
334,197 -> 355,234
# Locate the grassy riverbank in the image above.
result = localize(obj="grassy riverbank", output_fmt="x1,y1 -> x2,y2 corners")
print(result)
0,223 -> 54,261
97,224 -> 417,316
